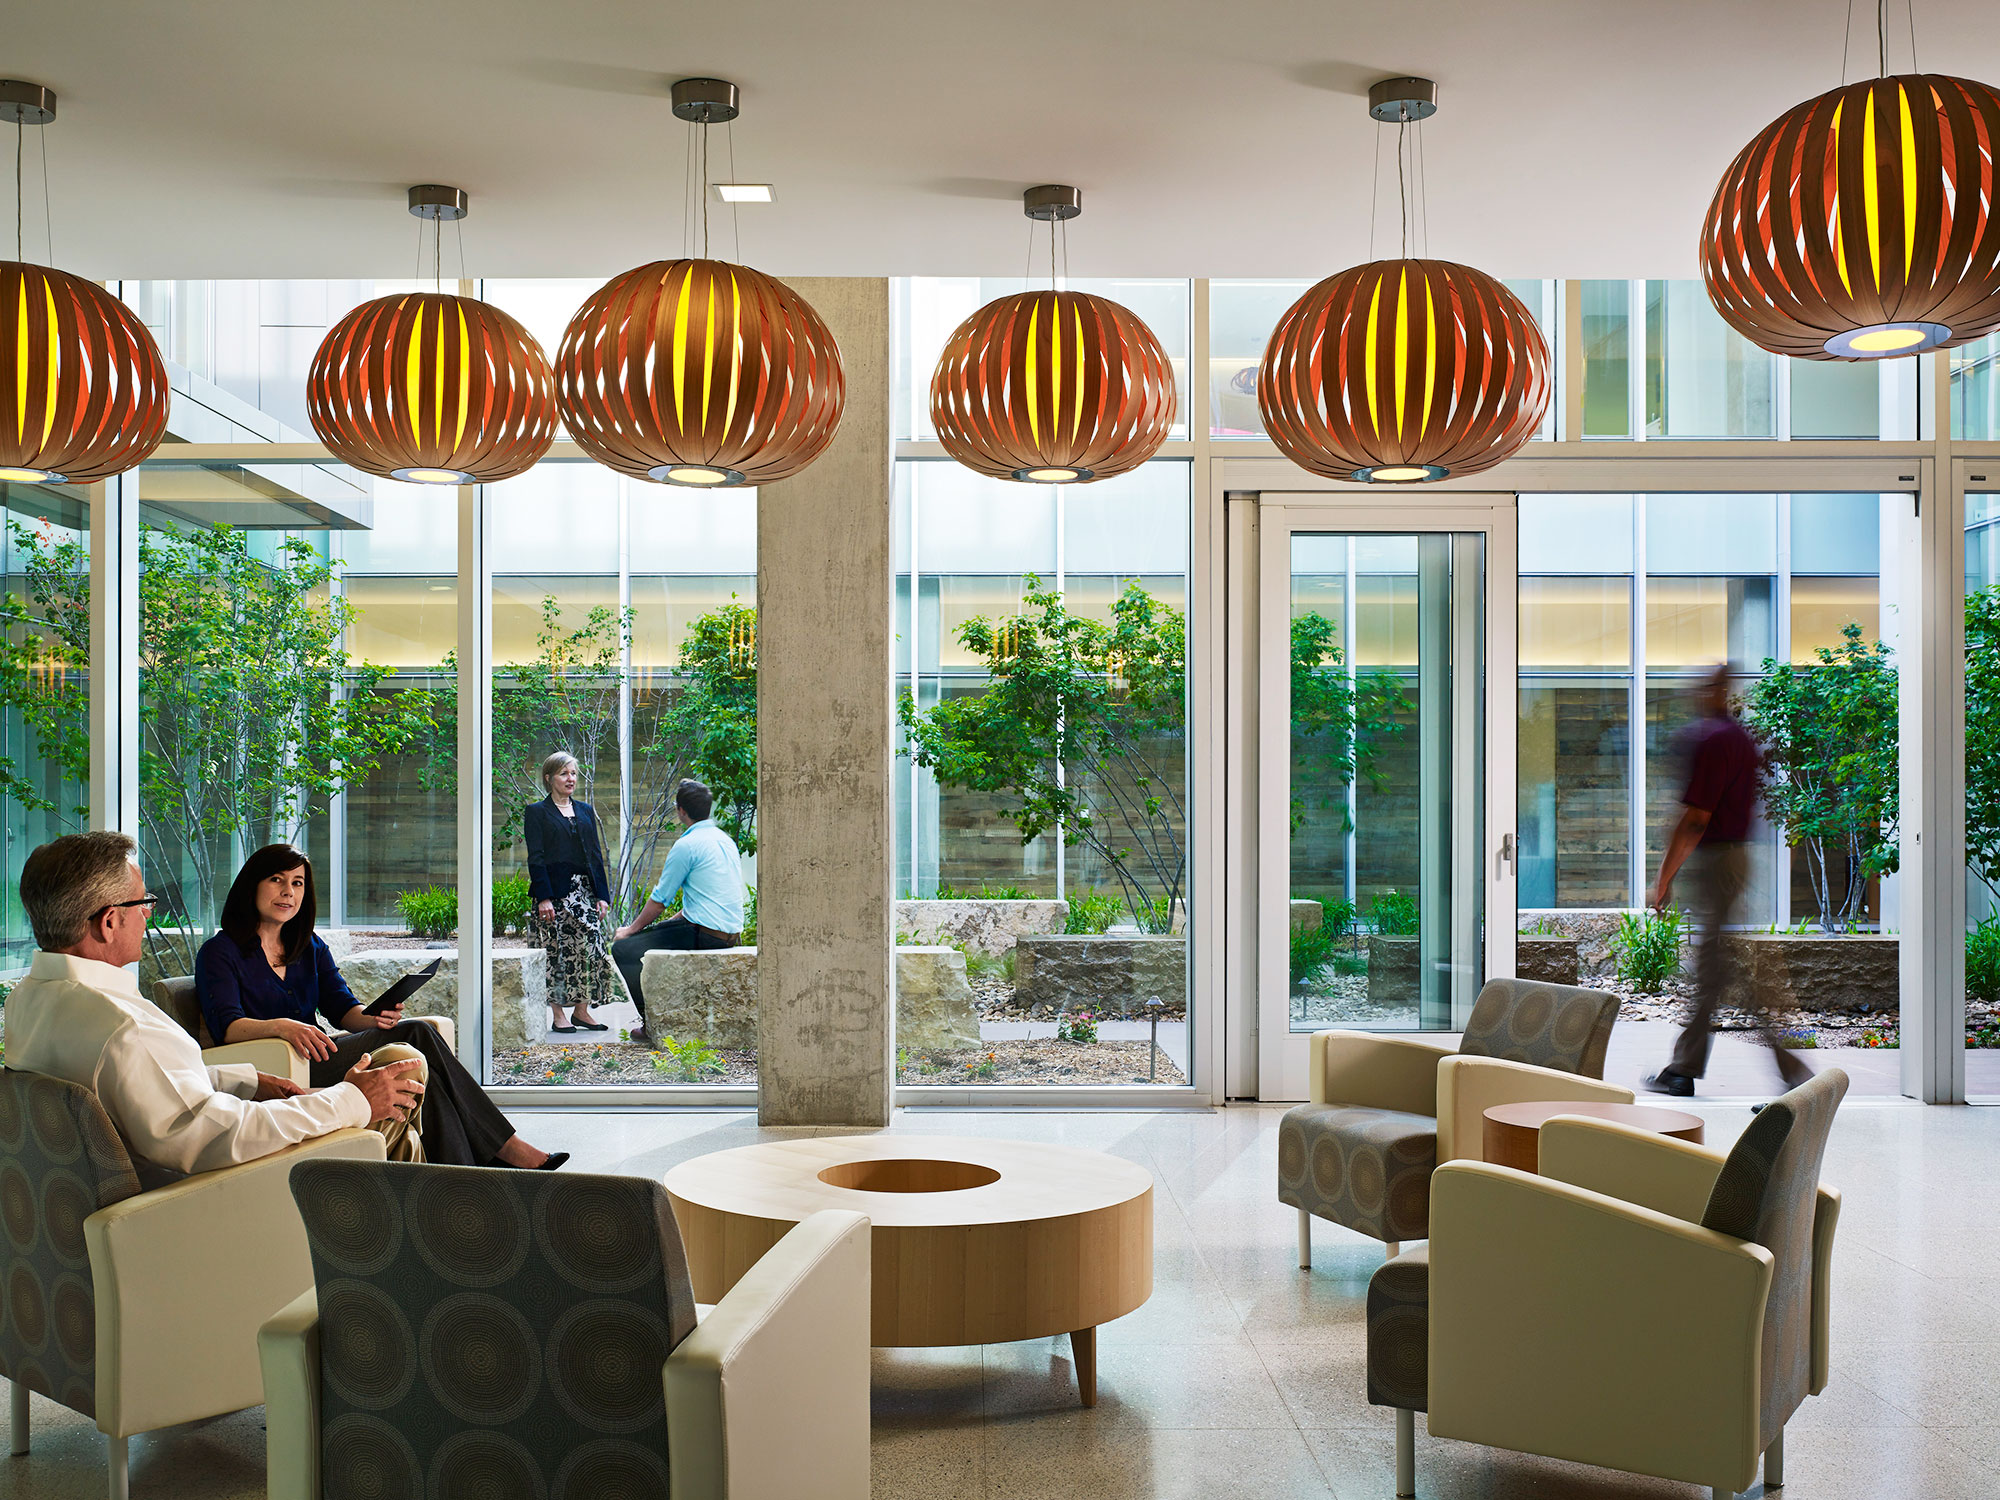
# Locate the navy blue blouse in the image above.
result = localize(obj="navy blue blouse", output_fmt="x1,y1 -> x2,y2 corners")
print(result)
195,931 -> 362,1043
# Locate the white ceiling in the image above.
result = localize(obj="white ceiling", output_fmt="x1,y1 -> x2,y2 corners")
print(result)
9,0 -> 1997,281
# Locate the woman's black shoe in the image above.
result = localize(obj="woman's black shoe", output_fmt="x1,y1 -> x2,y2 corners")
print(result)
550,1024 -> 577,1034
538,1152 -> 569,1171
573,1018 -> 610,1031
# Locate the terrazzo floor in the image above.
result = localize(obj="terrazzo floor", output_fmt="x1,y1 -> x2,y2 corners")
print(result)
5,1099 -> 1998,1499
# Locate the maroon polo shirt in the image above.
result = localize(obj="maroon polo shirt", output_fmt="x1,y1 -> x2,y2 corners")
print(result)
1682,713 -> 1760,843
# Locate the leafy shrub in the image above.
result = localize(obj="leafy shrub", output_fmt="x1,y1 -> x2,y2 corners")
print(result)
1967,915 -> 2000,1005
397,886 -> 457,939
1612,907 -> 1685,993
1291,920 -> 1341,989
492,875 -> 533,935
1056,1010 -> 1100,1044
936,883 -> 1038,901
650,1036 -> 727,1081
1370,889 -> 1419,937
1520,914 -> 1563,936
964,949 -> 1016,984
1320,898 -> 1359,943
742,885 -> 757,947
1065,890 -> 1125,935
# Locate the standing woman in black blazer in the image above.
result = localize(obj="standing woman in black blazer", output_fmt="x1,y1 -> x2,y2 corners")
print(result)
524,751 -> 621,1033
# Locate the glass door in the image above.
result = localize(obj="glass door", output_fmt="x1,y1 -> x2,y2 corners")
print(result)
1257,498 -> 1517,1100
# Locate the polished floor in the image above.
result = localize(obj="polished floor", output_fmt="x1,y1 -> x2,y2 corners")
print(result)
4,1099 -> 1998,1499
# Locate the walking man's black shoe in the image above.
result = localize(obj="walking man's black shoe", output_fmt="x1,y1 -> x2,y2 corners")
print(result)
1642,1070 -> 1695,1098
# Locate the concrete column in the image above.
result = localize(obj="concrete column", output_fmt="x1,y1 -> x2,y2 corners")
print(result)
757,278 -> 895,1126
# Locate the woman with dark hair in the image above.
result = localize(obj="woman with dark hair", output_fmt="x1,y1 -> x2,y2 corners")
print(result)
194,844 -> 566,1169
524,750 -> 624,1033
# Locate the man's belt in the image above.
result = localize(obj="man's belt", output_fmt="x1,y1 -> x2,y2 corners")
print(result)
693,923 -> 742,945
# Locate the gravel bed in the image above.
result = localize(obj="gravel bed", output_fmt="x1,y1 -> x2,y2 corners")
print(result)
493,1036 -> 1186,1086
498,1038 -> 756,1086
343,930 -> 535,953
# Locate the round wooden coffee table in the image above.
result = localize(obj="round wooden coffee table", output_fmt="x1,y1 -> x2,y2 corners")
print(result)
663,1135 -> 1153,1407
1482,1100 -> 1705,1174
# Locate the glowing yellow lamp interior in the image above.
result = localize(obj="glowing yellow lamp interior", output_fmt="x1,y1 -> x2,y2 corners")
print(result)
1023,467 -> 1081,483
665,466 -> 731,485
1370,466 -> 1432,482
0,466 -> 56,482
400,468 -> 467,484
1848,327 -> 1927,351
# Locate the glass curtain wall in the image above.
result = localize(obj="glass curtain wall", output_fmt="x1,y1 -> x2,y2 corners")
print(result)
1964,486 -> 2000,1090
0,481 -> 91,970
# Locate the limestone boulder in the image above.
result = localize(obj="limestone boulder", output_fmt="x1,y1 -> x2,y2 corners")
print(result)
894,900 -> 1069,958
1516,935 -> 1582,986
894,947 -> 982,1049
1012,935 -> 1187,1019
340,948 -> 549,1054
638,945 -> 982,1052
1289,900 -> 1323,932
642,947 -> 759,1051
1722,933 -> 1898,1015
1366,935 -> 1419,1011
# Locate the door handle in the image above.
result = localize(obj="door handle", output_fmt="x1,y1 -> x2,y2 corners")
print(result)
1496,832 -> 1515,880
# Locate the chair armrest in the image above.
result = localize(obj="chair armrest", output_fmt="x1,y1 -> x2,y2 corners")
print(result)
665,1210 -> 871,1500
204,1039 -> 311,1087
1537,1116 -> 1725,1222
84,1127 -> 386,1437
1435,1055 -> 1634,1164
259,1290 -> 322,1500
413,1015 -> 456,1054
1309,1030 -> 1455,1112
1811,1183 -> 1840,1393
1428,1161 -> 1773,1494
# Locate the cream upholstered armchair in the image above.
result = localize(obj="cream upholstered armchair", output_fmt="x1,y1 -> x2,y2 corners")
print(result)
262,1159 -> 871,1500
0,1068 -> 385,1500
1368,1069 -> 1848,1500
1279,977 -> 1628,1266
151,974 -> 457,1089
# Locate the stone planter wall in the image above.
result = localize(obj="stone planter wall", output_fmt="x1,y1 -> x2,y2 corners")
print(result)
640,946 -> 981,1051
1289,900 -> 1324,931
341,948 -> 549,1053
1518,911 -> 1624,981
1366,935 -> 1419,1010
894,899 -> 1069,958
1516,935 -> 1582,986
1012,935 -> 1188,1018
1721,933 -> 1898,1015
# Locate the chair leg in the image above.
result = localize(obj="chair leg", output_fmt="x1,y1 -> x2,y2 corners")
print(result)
106,1433 -> 128,1500
1385,1239 -> 1401,1261
1765,1426 -> 1784,1487
9,1379 -> 27,1455
1297,1209 -> 1311,1269
1395,1407 -> 1416,1498
1711,1490 -> 1732,1500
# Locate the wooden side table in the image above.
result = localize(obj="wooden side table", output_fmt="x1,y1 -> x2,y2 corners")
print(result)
1482,1100 -> 1704,1174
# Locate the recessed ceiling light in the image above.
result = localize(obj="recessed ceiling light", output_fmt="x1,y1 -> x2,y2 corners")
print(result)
714,183 -> 774,203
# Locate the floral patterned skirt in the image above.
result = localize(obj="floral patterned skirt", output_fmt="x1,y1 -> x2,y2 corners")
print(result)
531,874 -> 631,1013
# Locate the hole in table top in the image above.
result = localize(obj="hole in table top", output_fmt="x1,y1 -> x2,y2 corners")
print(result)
816,1158 -> 1002,1193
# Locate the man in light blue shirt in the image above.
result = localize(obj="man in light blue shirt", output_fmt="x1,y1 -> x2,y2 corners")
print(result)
612,780 -> 746,1031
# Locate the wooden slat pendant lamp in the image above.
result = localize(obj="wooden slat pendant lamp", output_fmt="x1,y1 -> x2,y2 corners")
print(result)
1703,67 -> 2000,359
929,186 -> 1178,484
0,83 -> 169,485
308,187 -> 557,485
553,79 -> 845,487
1258,79 -> 1550,484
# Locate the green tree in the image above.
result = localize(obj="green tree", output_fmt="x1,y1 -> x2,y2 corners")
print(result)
1288,610 -> 1407,831
137,527 -> 435,973
1740,621 -> 1898,930
1966,586 -> 2000,899
899,578 -> 1401,933
0,520 -> 90,827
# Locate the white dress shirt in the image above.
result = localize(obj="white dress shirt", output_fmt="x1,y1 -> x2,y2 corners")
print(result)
3,950 -> 369,1175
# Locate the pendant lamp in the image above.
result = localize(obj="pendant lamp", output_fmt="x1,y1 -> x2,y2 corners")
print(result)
0,83 -> 169,485
1703,69 -> 2000,359
307,187 -> 557,484
1258,79 -> 1551,484
929,186 -> 1178,484
553,79 -> 844,487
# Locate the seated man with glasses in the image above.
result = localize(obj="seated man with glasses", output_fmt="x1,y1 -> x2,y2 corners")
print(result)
3,831 -> 424,1179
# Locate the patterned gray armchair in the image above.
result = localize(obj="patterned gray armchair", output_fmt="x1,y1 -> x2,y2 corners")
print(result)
0,1067 -> 383,1500
1278,977 -> 1627,1266
262,1159 -> 870,1500
1371,1068 -> 1847,1500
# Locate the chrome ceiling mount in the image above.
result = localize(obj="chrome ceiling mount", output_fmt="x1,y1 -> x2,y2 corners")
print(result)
0,81 -> 56,126
1023,184 -> 1083,222
1368,76 -> 1438,123
671,77 -> 740,124
407,184 -> 469,221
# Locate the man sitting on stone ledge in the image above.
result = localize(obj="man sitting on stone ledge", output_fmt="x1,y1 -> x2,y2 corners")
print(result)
613,779 -> 745,1047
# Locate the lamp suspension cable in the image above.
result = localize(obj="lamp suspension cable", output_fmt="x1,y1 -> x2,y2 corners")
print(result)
726,119 -> 741,263
14,118 -> 21,261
